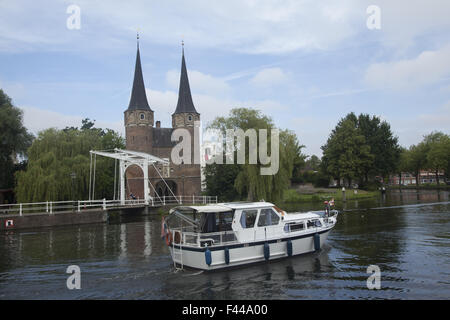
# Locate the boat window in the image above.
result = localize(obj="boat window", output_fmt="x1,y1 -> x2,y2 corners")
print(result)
288,222 -> 304,231
217,211 -> 233,231
257,208 -> 280,227
307,219 -> 322,228
199,211 -> 234,233
240,210 -> 258,228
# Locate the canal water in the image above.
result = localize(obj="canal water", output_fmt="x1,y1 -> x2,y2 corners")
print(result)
0,190 -> 449,299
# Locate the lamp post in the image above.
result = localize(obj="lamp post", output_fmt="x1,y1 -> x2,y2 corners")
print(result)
70,172 -> 76,212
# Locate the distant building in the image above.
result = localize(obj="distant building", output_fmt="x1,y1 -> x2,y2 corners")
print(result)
389,170 -> 445,185
124,38 -> 201,199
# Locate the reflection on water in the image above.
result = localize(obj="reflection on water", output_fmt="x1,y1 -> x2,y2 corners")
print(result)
0,190 -> 449,299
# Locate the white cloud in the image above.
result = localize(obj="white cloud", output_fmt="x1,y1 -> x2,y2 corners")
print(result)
249,68 -> 288,87
0,0 -> 363,54
165,69 -> 230,96
290,116 -> 336,156
370,0 -> 450,50
21,106 -> 124,136
383,101 -> 450,148
146,87 -> 287,129
364,45 -> 450,90
2,1 -> 450,55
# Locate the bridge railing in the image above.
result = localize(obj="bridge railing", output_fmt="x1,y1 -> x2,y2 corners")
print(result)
0,195 -> 218,216
0,200 -> 79,216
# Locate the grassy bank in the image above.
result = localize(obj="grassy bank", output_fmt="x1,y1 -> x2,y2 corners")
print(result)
283,187 -> 379,203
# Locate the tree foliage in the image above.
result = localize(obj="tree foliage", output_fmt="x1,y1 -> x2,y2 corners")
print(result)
399,131 -> 450,186
0,89 -> 34,190
15,120 -> 125,202
321,112 -> 400,186
206,108 -> 305,203
203,155 -> 241,202
321,115 -> 373,186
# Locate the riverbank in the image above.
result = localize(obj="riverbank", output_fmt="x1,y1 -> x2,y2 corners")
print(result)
389,184 -> 450,190
283,184 -> 379,203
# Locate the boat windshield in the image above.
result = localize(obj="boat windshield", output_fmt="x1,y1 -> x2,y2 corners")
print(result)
199,210 -> 234,233
166,206 -> 234,234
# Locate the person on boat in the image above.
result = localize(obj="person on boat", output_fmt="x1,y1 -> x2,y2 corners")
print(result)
129,193 -> 137,200
324,198 -> 335,216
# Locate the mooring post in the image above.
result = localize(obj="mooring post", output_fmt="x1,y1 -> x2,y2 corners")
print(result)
19,203 -> 22,216
78,201 -> 81,213
46,201 -> 49,213
102,198 -> 106,210
50,202 -> 53,214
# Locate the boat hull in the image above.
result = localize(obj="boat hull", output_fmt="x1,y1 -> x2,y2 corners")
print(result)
169,228 -> 332,270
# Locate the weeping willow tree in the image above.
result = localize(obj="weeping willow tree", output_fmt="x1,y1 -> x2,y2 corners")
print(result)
207,108 -> 304,203
15,120 -> 125,203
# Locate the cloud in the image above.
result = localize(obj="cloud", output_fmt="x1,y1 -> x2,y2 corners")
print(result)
383,100 -> 450,148
369,0 -> 450,50
290,116 -> 336,156
165,69 -> 230,96
249,68 -> 289,87
146,86 -> 288,131
0,0 -> 362,54
364,45 -> 450,90
21,105 -> 124,136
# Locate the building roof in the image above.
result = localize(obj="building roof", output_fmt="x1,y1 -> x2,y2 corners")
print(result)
127,42 -> 152,111
173,47 -> 199,115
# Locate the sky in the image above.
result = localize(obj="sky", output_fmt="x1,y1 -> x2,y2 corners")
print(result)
0,0 -> 449,156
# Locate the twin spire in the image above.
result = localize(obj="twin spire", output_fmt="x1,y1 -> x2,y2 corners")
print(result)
127,34 -> 198,115
127,33 -> 150,111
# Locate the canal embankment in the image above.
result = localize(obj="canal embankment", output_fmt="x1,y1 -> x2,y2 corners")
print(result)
0,209 -> 108,231
283,184 -> 379,203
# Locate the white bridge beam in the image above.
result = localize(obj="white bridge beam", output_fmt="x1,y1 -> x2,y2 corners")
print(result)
90,149 -> 172,205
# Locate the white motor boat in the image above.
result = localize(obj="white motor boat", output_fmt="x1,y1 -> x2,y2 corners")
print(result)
162,202 -> 338,271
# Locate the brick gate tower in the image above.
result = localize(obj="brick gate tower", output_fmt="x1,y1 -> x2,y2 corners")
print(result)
124,36 -> 201,200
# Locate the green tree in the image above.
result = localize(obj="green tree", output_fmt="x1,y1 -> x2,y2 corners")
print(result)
424,132 -> 450,185
206,108 -> 304,203
321,116 -> 373,187
15,120 -> 125,202
408,142 -> 428,187
0,89 -> 33,191
305,155 -> 321,171
357,113 -> 400,180
203,155 -> 240,202
395,147 -> 410,186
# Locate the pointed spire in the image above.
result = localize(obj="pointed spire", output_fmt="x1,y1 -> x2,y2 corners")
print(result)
127,34 -> 151,111
173,42 -> 199,115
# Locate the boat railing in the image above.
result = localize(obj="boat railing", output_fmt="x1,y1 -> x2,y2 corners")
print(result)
170,228 -> 238,247
283,211 -> 338,233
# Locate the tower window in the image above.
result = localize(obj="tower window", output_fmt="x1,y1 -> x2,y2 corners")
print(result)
140,113 -> 145,120
188,115 -> 192,121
